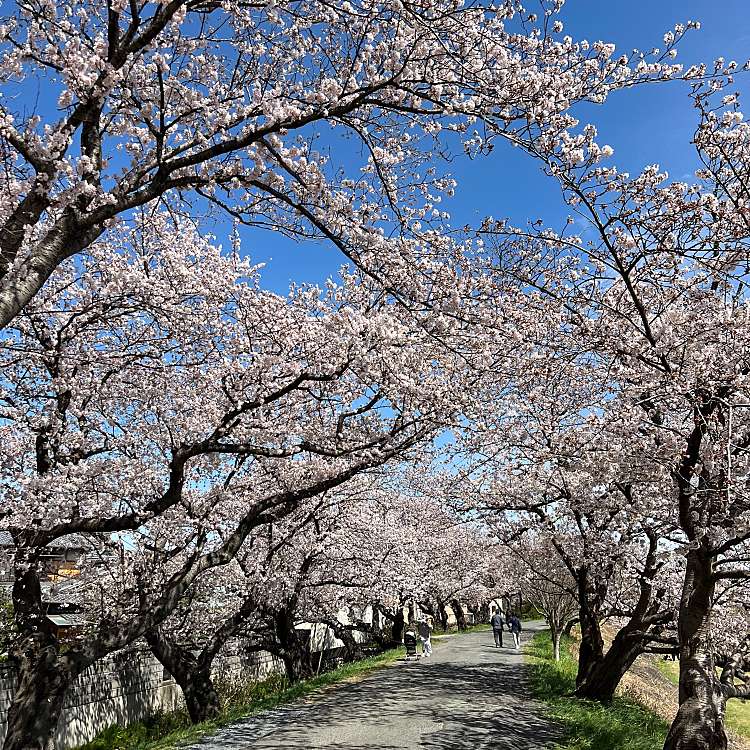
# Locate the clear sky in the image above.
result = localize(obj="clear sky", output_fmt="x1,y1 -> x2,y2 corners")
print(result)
238,0 -> 750,295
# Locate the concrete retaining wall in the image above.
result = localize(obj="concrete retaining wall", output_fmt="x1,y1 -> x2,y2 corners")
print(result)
0,625 -> 343,750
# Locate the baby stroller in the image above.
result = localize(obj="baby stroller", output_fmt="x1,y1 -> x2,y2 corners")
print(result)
403,629 -> 420,661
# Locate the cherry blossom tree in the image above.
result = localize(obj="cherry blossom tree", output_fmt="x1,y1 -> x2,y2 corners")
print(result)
0,214 -> 476,749
0,0 -> 690,327
144,475 -> 501,724
514,536 -> 578,662
479,69 -> 750,748
411,507 -> 502,632
444,306 -> 684,697
463,403 -> 678,702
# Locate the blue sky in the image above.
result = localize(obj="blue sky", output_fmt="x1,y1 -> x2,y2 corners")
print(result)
243,0 -> 750,294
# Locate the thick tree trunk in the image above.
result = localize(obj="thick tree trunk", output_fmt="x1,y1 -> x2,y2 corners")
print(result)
390,607 -> 405,644
3,631 -> 75,750
281,647 -> 314,682
329,620 -> 365,662
574,628 -> 644,702
663,549 -> 727,750
576,600 -> 604,690
183,669 -> 221,724
145,629 -> 221,724
372,603 -> 405,646
450,599 -> 467,631
274,609 -> 313,682
362,607 -> 391,650
3,562 -> 89,750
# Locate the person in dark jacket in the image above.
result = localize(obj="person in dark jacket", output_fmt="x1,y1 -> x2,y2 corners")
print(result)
490,610 -> 505,647
508,613 -> 522,649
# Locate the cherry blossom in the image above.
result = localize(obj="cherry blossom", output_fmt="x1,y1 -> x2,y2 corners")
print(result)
0,215 -> 479,749
0,0 -> 690,328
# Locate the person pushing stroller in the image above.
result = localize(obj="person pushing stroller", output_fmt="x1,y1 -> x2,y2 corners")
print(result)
418,617 -> 432,657
403,623 -> 420,660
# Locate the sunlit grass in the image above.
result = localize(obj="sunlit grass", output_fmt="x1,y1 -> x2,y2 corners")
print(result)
656,658 -> 750,739
526,631 -> 669,750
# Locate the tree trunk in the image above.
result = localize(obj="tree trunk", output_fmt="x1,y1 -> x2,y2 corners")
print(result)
663,549 -> 727,750
330,620 -> 365,662
551,625 -> 562,663
372,603 -> 405,646
437,600 -> 449,632
145,629 -> 221,724
274,609 -> 313,683
574,627 -> 644,702
281,647 -> 314,682
576,600 -> 604,690
3,562 -> 88,750
183,668 -> 221,724
3,632 -> 74,750
390,607 -> 405,644
451,599 -> 467,631
363,606 -> 391,650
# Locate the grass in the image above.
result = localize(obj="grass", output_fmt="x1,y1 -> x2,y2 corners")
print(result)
73,646 -> 406,750
526,631 -> 669,750
656,658 -> 750,739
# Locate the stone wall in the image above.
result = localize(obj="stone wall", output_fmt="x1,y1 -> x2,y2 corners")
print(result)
0,627 -> 342,750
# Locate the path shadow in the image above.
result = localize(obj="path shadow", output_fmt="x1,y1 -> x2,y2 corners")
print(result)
189,627 -> 560,750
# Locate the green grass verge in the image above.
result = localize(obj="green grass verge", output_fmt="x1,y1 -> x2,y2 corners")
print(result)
656,658 -> 750,739
73,646 -> 406,750
526,631 -> 669,750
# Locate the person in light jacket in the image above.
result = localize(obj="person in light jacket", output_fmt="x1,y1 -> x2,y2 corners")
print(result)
418,618 -> 432,657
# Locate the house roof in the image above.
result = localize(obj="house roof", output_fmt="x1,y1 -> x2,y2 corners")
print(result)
0,531 -> 95,550
47,613 -> 89,627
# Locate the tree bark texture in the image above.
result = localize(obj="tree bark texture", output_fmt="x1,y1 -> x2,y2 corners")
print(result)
274,608 -> 313,683
3,632 -> 76,750
574,627 -> 645,702
450,599 -> 467,631
3,564 -> 90,750
437,601 -> 449,633
663,549 -> 727,750
145,628 -> 221,724
575,584 -> 605,691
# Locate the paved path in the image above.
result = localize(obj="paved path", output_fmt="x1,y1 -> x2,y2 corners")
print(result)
188,621 -> 560,749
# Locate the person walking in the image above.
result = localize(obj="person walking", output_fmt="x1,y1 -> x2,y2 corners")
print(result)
508,612 -> 522,649
490,609 -> 505,647
418,617 -> 432,657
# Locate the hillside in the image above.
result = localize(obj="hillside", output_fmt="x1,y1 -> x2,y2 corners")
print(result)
619,653 -> 750,750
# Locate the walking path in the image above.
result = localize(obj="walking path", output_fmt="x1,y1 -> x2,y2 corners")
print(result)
187,620 -> 560,749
